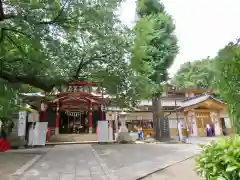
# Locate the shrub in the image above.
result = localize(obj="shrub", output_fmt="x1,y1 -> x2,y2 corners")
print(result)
195,136 -> 240,180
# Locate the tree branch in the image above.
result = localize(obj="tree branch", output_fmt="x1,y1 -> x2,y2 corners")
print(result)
74,56 -> 86,80
0,70 -> 55,92
38,0 -> 72,26
6,35 -> 28,57
3,28 -> 32,39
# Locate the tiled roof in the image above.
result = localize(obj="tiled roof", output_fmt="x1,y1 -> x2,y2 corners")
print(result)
177,94 -> 225,110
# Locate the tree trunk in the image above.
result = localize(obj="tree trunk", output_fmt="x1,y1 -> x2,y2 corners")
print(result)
152,95 -> 161,141
152,95 -> 170,141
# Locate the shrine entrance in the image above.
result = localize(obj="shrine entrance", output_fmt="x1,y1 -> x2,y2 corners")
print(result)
59,111 -> 89,134
50,82 -> 106,135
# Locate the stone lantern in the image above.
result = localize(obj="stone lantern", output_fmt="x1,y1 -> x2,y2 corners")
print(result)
118,111 -> 128,133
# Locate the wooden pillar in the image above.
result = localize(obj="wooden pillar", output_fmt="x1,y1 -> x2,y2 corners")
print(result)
217,111 -> 223,135
201,117 -> 205,137
55,102 -> 60,135
184,111 -> 189,137
89,103 -> 93,134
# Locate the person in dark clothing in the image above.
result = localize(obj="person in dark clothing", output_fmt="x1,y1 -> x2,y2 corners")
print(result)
206,124 -> 212,137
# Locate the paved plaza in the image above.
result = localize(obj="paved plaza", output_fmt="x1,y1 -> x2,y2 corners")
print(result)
4,143 -> 201,180
0,147 -> 51,180
143,158 -> 203,180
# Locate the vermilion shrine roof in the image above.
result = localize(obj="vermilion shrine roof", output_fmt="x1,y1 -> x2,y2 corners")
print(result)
50,82 -> 106,111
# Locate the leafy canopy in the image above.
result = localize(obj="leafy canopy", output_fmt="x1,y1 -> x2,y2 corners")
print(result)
0,0 -> 147,122
214,40 -> 240,133
132,0 -> 178,96
171,39 -> 240,133
171,57 -> 215,89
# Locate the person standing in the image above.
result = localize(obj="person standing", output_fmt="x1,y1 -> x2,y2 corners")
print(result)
138,126 -> 143,140
206,124 -> 212,137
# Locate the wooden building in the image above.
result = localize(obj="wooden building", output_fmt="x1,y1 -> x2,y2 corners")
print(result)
20,84 -> 234,139
124,87 -> 234,138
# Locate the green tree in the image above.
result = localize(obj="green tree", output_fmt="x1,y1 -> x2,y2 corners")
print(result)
214,40 -> 240,133
0,0 -> 145,131
132,0 -> 178,140
171,57 -> 215,89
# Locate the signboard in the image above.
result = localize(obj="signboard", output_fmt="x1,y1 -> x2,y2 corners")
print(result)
106,112 -> 114,121
18,111 -> 27,137
160,117 -> 170,140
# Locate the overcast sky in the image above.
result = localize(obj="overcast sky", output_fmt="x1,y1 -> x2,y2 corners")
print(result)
119,0 -> 240,77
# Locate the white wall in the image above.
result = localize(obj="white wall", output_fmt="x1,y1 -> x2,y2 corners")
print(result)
169,119 -> 185,128
139,99 -> 182,107
185,92 -> 195,97
126,112 -> 152,121
168,112 -> 185,129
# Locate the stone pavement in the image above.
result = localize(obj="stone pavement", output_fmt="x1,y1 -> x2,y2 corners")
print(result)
186,136 -> 220,145
0,147 -> 51,180
14,143 -> 199,180
142,158 -> 203,180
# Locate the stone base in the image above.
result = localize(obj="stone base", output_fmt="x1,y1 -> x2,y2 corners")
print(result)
118,132 -> 135,142
55,128 -> 59,135
89,127 -> 92,134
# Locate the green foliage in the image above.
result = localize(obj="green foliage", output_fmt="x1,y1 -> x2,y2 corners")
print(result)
133,0 -> 178,140
171,40 -> 240,133
132,0 -> 178,96
0,0 -> 146,126
196,136 -> 240,180
0,0 -> 125,90
213,41 -> 240,133
171,57 -> 215,89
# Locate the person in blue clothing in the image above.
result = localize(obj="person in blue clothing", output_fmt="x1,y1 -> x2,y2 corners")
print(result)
137,126 -> 143,140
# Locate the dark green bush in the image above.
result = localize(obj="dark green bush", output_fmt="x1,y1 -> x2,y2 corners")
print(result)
195,136 -> 240,180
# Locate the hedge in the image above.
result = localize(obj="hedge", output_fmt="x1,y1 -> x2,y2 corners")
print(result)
195,136 -> 240,180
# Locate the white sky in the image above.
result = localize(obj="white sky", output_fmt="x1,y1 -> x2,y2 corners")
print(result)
119,0 -> 240,77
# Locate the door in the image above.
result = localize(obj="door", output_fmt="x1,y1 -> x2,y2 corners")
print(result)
196,112 -> 212,137
188,116 -> 198,137
196,118 -> 205,137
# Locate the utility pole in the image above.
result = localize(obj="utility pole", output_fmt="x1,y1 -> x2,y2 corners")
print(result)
172,86 -> 180,141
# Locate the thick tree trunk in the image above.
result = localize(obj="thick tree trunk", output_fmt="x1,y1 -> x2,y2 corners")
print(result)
152,95 -> 170,141
152,96 -> 158,139
152,95 -> 161,141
